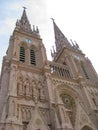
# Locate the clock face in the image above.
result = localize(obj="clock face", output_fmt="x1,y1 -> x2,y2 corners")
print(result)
24,38 -> 32,44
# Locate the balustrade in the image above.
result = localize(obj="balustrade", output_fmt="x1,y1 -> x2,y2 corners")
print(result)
49,61 -> 72,79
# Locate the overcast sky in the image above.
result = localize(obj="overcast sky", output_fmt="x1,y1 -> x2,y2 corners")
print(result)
0,0 -> 98,74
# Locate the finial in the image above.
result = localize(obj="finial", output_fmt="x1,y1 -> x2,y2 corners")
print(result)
33,25 -> 35,32
74,40 -> 80,49
50,49 -> 54,58
23,6 -> 27,10
36,26 -> 39,33
51,18 -> 55,23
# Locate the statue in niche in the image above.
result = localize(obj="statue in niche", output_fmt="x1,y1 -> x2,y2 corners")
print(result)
17,77 -> 23,96
38,81 -> 45,101
32,79 -> 38,103
24,79 -> 30,97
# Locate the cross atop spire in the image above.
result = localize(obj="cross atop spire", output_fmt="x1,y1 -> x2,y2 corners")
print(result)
23,6 -> 27,10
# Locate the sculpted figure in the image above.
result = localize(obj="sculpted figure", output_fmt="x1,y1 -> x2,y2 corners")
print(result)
17,77 -> 23,96
25,79 -> 30,96
38,81 -> 45,101
32,79 -> 38,103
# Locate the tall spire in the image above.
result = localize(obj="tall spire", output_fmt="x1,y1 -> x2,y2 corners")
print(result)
21,7 -> 28,23
52,19 -> 71,52
15,7 -> 32,33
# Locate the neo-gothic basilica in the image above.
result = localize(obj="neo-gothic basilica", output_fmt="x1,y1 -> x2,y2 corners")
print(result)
0,8 -> 98,130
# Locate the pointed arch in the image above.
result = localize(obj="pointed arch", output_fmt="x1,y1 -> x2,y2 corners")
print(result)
56,83 -> 79,99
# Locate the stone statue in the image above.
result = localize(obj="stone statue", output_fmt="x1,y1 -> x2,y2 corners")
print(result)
17,77 -> 23,96
32,79 -> 38,103
38,81 -> 45,101
25,79 -> 30,96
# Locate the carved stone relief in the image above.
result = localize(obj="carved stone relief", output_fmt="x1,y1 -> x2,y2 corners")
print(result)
17,74 -> 46,103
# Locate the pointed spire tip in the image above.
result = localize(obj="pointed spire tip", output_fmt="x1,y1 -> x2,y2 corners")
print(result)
51,18 -> 55,23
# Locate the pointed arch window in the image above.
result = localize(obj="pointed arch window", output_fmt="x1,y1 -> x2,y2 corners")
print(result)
30,49 -> 36,65
20,46 -> 25,62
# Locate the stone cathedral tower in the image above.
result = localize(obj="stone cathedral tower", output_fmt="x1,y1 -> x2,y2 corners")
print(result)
0,8 -> 98,130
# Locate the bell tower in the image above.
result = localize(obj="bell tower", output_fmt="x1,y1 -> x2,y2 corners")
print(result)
51,20 -> 98,82
7,7 -> 47,68
0,8 -> 49,130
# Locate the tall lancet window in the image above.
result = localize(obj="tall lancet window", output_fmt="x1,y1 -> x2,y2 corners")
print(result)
30,49 -> 36,65
20,46 -> 25,62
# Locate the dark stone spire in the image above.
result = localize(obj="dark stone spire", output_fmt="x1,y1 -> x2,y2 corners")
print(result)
52,19 -> 71,52
15,7 -> 32,33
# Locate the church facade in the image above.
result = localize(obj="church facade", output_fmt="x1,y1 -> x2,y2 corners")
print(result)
0,9 -> 98,130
